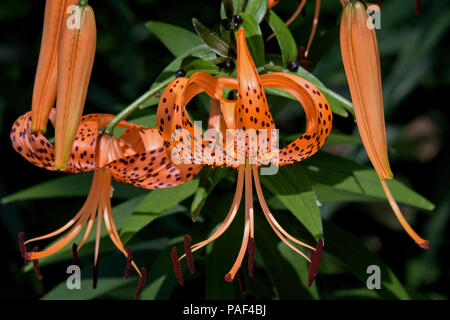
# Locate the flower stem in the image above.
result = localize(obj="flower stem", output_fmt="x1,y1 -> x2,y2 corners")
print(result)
104,77 -> 174,135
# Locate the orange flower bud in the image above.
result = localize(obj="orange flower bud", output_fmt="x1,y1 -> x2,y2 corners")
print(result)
340,1 -> 429,249
54,1 -> 96,170
31,0 -> 78,134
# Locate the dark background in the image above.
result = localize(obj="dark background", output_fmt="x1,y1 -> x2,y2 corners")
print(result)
0,0 -> 448,299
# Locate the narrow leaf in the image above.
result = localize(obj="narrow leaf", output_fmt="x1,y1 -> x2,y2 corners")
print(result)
265,9 -> 298,65
192,18 -> 233,58
146,21 -> 202,57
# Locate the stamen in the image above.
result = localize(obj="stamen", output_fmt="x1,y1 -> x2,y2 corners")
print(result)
184,235 -> 195,274
236,267 -> 246,294
307,238 -> 323,288
32,246 -> 43,280
18,232 -> 29,266
180,166 -> 245,259
225,166 -> 252,282
304,0 -> 321,58
171,246 -> 184,286
93,262 -> 99,289
299,46 -> 311,71
266,0 -> 308,42
134,267 -> 147,300
248,237 -> 255,277
124,247 -> 133,280
72,243 -> 78,266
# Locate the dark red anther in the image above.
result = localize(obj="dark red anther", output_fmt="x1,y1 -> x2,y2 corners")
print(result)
134,267 -> 147,300
93,263 -> 99,289
32,246 -> 43,280
224,273 -> 233,283
248,237 -> 255,277
124,247 -> 133,280
420,240 -> 430,250
171,246 -> 184,286
307,238 -> 323,288
236,268 -> 246,294
18,232 -> 29,266
184,235 -> 195,274
415,0 -> 421,15
299,46 -> 311,72
72,243 -> 79,266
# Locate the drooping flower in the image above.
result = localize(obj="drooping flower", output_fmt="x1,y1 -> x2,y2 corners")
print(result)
11,109 -> 197,298
339,0 -> 429,249
31,0 -> 78,134
54,0 -> 97,170
154,28 -> 332,287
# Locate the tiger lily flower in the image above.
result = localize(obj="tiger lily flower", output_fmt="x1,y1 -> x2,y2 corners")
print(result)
157,29 -> 332,286
11,110 -> 197,298
340,1 -> 429,249
31,0 -> 78,134
54,0 -> 97,170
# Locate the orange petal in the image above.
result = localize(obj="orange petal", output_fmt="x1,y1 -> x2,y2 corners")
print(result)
54,3 -> 96,170
107,130 -> 201,189
261,72 -> 332,165
236,29 -> 275,132
11,111 -> 135,173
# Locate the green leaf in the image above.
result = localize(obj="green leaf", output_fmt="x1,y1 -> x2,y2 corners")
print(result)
2,173 -> 145,203
146,21 -> 203,57
192,18 -> 233,58
222,0 -> 235,19
323,221 -> 410,300
140,245 -> 181,299
254,214 -> 317,299
265,9 -> 297,66
260,164 -> 323,239
190,167 -> 228,222
304,151 -> 435,211
245,0 -> 268,24
236,13 -> 265,67
282,132 -> 362,146
42,277 -> 133,300
119,179 -> 199,243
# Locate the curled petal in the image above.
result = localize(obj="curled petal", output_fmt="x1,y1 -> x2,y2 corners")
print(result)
10,111 -> 136,173
107,128 -> 201,189
260,73 -> 332,165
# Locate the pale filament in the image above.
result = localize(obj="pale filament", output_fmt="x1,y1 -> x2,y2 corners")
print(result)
179,165 -> 245,260
252,166 -> 314,259
26,169 -> 143,277
226,165 -> 253,281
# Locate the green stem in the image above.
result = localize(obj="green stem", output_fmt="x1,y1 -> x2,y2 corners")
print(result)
104,77 -> 174,135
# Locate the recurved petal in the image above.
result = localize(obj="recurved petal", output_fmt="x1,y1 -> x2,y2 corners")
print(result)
11,111 -> 135,173
260,73 -> 332,165
107,128 -> 202,189
11,111 -> 58,171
